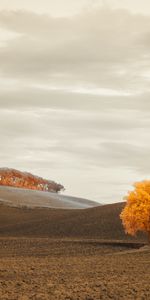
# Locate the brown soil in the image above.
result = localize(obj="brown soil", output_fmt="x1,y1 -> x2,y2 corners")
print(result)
0,238 -> 149,300
0,202 -> 145,241
0,202 -> 149,299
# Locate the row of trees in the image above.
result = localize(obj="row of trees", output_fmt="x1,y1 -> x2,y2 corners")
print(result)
0,168 -> 64,193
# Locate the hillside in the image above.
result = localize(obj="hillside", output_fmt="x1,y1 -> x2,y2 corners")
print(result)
0,200 -> 146,241
0,186 -> 99,209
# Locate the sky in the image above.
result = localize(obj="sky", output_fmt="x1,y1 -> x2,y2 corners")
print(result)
0,1 -> 150,203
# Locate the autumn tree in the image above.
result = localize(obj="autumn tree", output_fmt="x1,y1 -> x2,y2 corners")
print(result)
0,168 -> 64,194
120,180 -> 150,243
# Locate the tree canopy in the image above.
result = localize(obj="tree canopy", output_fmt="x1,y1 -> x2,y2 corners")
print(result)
120,180 -> 150,242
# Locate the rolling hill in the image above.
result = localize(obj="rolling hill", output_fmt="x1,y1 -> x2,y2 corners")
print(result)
0,186 -> 99,209
0,190 -> 146,241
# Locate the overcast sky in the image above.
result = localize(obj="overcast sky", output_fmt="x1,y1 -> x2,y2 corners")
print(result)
0,1 -> 150,203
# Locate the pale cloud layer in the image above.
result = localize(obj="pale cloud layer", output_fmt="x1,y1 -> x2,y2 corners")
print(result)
0,3 -> 150,203
0,0 -> 150,16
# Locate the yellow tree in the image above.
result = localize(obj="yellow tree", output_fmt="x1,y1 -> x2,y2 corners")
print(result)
120,180 -> 150,243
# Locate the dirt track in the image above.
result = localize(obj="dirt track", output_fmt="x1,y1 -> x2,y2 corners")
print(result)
0,238 -> 150,300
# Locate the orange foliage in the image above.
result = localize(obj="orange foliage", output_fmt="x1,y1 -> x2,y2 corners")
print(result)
120,180 -> 150,238
0,168 -> 64,193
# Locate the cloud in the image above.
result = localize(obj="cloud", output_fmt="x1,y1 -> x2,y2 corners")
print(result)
0,7 -> 150,202
0,8 -> 150,93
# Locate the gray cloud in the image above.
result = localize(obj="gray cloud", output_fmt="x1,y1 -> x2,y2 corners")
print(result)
0,8 -> 150,92
0,7 -> 150,203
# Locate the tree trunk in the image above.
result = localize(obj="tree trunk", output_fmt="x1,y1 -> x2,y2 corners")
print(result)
147,231 -> 150,244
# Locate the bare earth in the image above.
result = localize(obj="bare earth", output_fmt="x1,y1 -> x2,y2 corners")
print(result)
0,238 -> 150,300
0,190 -> 149,300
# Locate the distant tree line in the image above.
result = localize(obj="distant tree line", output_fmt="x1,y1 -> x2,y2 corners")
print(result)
0,168 -> 64,193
